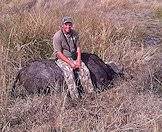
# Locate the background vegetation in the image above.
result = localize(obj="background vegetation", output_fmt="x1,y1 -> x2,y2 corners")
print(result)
0,0 -> 162,131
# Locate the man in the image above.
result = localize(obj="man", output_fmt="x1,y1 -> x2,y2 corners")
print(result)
52,16 -> 94,99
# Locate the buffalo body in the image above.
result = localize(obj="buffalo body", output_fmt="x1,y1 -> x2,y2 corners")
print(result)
12,53 -> 118,96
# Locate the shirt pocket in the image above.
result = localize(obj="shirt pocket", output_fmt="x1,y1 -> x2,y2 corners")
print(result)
72,36 -> 77,44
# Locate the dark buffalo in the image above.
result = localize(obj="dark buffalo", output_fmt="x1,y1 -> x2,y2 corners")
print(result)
11,53 -> 122,97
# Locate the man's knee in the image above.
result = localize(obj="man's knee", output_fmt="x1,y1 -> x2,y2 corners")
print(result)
81,63 -> 91,76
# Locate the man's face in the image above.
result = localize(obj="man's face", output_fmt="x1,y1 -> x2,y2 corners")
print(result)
62,22 -> 73,33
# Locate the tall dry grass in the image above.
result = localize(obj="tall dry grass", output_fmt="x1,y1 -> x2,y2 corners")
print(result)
0,0 -> 162,132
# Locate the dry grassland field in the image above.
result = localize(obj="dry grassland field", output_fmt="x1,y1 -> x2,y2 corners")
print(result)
0,0 -> 162,132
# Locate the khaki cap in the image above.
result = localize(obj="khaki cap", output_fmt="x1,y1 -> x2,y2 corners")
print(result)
62,16 -> 73,24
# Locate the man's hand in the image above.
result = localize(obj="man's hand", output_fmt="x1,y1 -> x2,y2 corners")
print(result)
57,52 -> 77,69
69,60 -> 81,69
74,60 -> 81,69
69,61 -> 77,69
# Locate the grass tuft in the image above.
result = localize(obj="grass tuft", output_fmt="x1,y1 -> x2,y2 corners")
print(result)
0,0 -> 162,132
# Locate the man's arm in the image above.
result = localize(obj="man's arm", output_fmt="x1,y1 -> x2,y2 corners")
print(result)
75,47 -> 81,68
57,52 -> 76,69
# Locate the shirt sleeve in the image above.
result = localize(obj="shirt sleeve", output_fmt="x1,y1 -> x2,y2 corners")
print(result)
52,32 -> 62,56
75,31 -> 80,48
